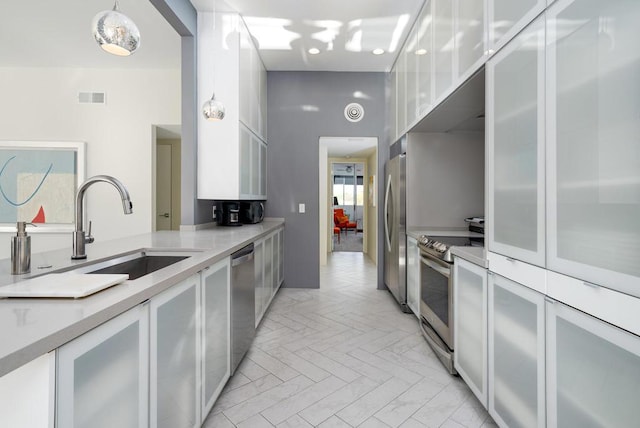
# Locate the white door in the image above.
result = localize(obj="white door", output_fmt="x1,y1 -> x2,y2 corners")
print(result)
156,144 -> 172,231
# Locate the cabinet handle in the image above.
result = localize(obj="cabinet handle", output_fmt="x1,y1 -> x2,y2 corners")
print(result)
544,296 -> 555,304
583,281 -> 600,289
506,257 -> 517,263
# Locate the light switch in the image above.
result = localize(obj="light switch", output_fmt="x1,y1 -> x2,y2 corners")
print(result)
298,203 -> 305,213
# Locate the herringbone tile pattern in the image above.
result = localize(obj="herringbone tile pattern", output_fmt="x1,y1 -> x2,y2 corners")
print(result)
203,252 -> 496,428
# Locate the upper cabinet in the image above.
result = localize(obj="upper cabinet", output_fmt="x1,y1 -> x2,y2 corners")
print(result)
487,16 -> 546,267
546,0 -> 640,296
197,12 -> 268,201
456,0 -> 487,82
432,0 -> 455,103
405,25 -> 419,128
488,0 -> 546,53
416,1 -> 434,119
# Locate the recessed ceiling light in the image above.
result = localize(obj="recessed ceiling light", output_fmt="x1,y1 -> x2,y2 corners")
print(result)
308,48 -> 320,55
415,48 -> 428,55
372,48 -> 385,55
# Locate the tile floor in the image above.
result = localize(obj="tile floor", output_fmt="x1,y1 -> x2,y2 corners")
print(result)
203,252 -> 496,428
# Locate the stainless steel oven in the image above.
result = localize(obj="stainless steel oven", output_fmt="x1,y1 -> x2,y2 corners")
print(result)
419,250 -> 455,374
418,234 -> 483,375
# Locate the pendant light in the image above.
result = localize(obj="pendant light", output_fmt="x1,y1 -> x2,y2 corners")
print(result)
202,0 -> 225,121
92,0 -> 141,56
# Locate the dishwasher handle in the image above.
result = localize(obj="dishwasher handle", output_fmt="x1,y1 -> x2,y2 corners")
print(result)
231,244 -> 254,267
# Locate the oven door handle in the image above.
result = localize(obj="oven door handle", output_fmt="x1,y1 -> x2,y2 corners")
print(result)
420,256 -> 451,278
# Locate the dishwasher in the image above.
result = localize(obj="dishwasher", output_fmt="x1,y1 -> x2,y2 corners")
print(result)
230,243 -> 256,374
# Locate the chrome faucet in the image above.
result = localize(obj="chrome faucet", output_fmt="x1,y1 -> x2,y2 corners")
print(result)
72,175 -> 133,260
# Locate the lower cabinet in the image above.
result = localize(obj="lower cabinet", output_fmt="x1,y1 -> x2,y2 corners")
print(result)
57,303 -> 150,428
150,275 -> 200,428
0,352 -> 55,427
453,257 -> 487,405
201,259 -> 231,419
255,227 -> 285,326
546,300 -> 640,428
488,273 -> 545,428
406,236 -> 420,317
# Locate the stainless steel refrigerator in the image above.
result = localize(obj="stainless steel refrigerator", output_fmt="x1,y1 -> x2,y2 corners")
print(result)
384,138 -> 410,312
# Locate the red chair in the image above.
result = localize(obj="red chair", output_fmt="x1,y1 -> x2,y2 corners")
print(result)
334,208 -> 357,234
333,226 -> 341,243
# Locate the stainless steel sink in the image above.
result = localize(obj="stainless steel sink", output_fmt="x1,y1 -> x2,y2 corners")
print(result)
68,249 -> 200,280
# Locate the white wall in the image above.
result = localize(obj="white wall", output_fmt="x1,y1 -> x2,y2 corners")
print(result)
0,67 -> 180,258
366,151 -> 378,264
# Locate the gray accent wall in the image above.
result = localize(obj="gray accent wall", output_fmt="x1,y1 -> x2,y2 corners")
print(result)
267,72 -> 388,289
152,0 -> 214,226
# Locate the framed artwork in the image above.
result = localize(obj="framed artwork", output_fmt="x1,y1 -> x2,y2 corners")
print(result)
0,141 -> 86,232
368,174 -> 376,207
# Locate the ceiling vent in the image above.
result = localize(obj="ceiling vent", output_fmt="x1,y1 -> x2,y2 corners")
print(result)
344,103 -> 364,122
78,92 -> 106,104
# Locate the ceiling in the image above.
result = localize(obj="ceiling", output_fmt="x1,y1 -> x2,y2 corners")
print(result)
0,0 -> 181,69
1,0 -> 424,72
193,0 -> 425,72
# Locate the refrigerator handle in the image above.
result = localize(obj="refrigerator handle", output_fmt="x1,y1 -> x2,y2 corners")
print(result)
384,174 -> 392,252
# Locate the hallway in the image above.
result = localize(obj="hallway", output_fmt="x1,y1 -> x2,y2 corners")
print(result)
204,252 -> 495,427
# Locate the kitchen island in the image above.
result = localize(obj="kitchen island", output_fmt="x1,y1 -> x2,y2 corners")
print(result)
0,219 -> 283,376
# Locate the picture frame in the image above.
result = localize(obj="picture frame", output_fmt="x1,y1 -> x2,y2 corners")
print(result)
0,141 -> 86,232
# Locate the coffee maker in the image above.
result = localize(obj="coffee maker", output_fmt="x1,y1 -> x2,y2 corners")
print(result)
214,201 -> 242,226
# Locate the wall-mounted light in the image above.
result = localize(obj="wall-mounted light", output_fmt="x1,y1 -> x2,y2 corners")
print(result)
92,0 -> 140,56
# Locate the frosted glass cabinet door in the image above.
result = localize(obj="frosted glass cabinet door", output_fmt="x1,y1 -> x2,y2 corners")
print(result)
239,126 -> 251,196
433,0 -> 455,102
278,228 -> 284,286
406,237 -> 420,317
453,258 -> 487,405
456,0 -> 486,81
405,26 -> 418,126
489,274 -> 545,428
254,238 -> 265,324
546,300 -> 640,427
259,140 -> 267,198
150,275 -> 200,428
546,0 -> 640,297
488,0 -> 546,52
396,47 -> 407,134
416,0 -> 433,117
201,258 -> 231,419
250,134 -> 260,197
57,304 -> 149,428
487,17 -> 546,267
389,65 -> 398,142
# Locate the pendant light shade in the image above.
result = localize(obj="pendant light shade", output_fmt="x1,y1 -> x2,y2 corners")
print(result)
92,0 -> 140,56
202,93 -> 225,121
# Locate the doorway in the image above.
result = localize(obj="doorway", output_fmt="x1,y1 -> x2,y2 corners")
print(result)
154,125 -> 181,231
332,162 -> 364,252
318,137 -> 378,266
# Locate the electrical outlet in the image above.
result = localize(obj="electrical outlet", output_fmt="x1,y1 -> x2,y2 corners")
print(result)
299,203 -> 305,213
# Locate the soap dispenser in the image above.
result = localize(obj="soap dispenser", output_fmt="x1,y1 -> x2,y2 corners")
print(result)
11,222 -> 31,275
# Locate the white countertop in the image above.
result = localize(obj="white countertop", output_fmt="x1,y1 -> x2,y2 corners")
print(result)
450,246 -> 488,268
0,219 -> 284,376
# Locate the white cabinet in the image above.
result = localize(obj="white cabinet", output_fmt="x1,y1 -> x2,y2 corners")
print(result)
489,273 -> 545,428
396,47 -> 407,135
278,228 -> 284,286
546,299 -> 640,427
433,0 -> 455,102
197,11 -> 268,201
488,0 -> 546,53
57,304 -> 149,428
201,258 -> 231,420
453,257 -> 487,405
406,236 -> 420,317
239,124 -> 267,200
150,275 -> 200,428
255,228 -> 284,326
405,25 -> 419,128
546,0 -> 640,297
487,16 -> 546,267
389,64 -> 398,142
455,0 -> 486,82
0,352 -> 54,428
416,1 -> 433,118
